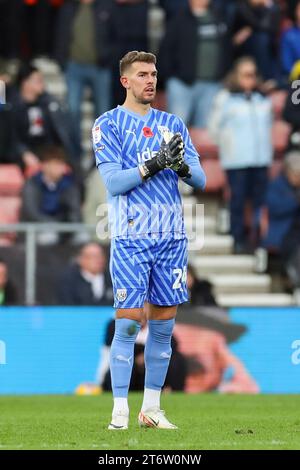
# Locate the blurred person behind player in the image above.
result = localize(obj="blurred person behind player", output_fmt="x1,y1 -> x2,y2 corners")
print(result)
208,57 -> 273,254
56,242 -> 113,306
92,50 -> 206,430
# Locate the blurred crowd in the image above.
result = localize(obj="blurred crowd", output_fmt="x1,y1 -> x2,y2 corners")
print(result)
1,0 -> 300,300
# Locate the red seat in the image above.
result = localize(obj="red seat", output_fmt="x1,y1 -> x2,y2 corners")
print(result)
189,128 -> 218,158
0,196 -> 22,224
152,91 -> 167,111
0,164 -> 24,196
0,196 -> 22,246
201,158 -> 226,192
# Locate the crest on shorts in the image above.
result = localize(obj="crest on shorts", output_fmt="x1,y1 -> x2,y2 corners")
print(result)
158,126 -> 173,144
92,125 -> 102,144
116,288 -> 127,302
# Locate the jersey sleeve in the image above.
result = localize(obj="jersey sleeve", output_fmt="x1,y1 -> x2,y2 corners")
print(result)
92,117 -> 122,166
176,117 -> 206,190
92,115 -> 143,196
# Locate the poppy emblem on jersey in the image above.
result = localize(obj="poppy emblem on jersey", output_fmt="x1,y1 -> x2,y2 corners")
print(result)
116,289 -> 127,302
92,126 -> 102,144
143,127 -> 154,138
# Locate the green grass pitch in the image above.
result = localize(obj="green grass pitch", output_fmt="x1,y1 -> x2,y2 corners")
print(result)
0,393 -> 299,450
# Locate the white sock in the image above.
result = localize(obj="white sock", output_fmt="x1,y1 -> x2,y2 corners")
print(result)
141,388 -> 161,412
113,397 -> 129,415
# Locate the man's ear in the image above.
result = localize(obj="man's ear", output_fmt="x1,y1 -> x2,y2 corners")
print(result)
120,76 -> 130,89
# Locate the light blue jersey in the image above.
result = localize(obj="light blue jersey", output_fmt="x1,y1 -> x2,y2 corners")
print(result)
93,105 -> 205,239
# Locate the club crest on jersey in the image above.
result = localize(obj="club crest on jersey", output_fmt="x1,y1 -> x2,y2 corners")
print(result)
143,127 -> 154,138
92,126 -> 102,144
158,126 -> 174,144
116,288 -> 127,302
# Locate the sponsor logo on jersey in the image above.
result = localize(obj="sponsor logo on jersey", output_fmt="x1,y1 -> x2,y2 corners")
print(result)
92,126 -> 102,144
137,148 -> 158,164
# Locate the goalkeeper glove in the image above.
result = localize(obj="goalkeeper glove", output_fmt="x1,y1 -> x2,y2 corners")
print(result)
139,133 -> 184,180
175,161 -> 192,179
164,136 -> 191,179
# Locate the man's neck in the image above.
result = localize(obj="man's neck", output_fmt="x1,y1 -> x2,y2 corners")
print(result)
122,98 -> 151,116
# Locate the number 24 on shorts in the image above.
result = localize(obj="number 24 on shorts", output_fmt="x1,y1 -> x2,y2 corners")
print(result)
172,267 -> 187,290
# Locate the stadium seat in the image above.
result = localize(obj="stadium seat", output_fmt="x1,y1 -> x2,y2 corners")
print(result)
24,162 -> 42,179
201,159 -> 226,193
152,91 -> 167,111
0,196 -> 22,246
189,128 -> 219,158
0,165 -> 24,196
0,196 -> 21,224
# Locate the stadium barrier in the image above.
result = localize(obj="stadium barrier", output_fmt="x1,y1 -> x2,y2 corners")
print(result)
0,223 -> 97,305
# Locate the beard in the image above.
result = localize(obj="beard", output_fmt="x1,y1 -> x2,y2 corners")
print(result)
133,89 -> 156,105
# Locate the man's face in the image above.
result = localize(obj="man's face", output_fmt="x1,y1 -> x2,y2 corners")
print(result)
237,61 -> 258,92
0,263 -> 7,289
79,244 -> 106,275
23,71 -> 44,98
189,0 -> 210,12
121,61 -> 157,105
249,0 -> 266,7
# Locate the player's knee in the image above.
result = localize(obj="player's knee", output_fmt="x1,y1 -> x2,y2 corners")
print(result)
148,318 -> 175,343
113,318 -> 141,344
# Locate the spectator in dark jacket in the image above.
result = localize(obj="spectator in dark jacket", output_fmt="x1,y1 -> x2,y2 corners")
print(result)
109,0 -> 149,107
21,145 -> 81,244
56,242 -> 114,305
0,0 -> 21,60
0,103 -> 15,164
0,259 -> 19,306
11,63 -> 75,170
0,66 -> 16,163
263,150 -> 300,295
158,0 -> 231,127
232,0 -> 281,81
54,0 -> 114,158
158,0 -> 188,22
263,150 -> 300,253
280,0 -> 300,76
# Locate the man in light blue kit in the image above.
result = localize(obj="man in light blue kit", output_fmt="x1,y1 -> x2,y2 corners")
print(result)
92,51 -> 206,430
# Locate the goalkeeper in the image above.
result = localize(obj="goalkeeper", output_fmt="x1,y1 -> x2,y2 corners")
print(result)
92,51 -> 206,430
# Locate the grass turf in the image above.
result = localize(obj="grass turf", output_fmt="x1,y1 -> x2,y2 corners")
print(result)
0,393 -> 299,450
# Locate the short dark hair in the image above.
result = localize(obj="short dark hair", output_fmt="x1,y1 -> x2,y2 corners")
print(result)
16,63 -> 40,87
38,145 -> 67,163
119,51 -> 156,76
